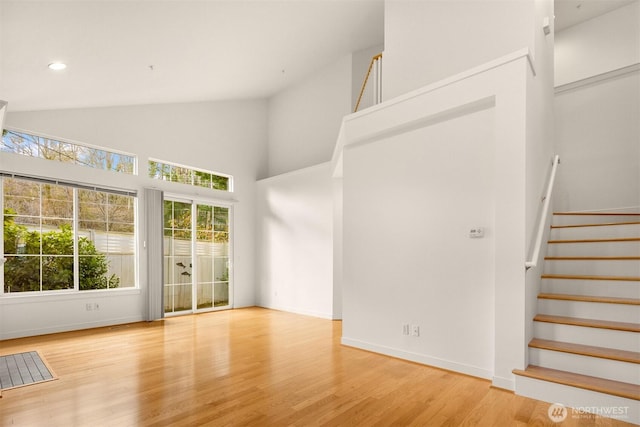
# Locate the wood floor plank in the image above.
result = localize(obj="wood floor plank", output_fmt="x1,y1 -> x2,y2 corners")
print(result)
0,308 -> 634,426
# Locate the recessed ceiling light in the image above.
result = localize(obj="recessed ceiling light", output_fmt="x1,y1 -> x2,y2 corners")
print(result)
48,62 -> 67,71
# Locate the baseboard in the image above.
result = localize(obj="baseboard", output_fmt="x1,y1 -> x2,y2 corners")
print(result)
341,336 -> 493,381
492,375 -> 516,391
0,315 -> 145,340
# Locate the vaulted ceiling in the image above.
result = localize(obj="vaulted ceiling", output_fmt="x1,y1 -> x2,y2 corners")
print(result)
0,0 -> 634,113
0,0 -> 384,112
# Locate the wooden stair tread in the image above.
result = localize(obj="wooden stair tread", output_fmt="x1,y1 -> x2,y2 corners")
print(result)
513,365 -> 640,400
529,338 -> 640,364
538,293 -> 640,305
534,314 -> 640,332
554,213 -> 640,217
548,237 -> 640,243
552,221 -> 640,229
541,274 -> 640,282
545,256 -> 640,260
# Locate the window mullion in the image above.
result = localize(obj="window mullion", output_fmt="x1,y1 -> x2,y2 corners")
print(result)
73,188 -> 79,291
39,183 -> 43,292
0,178 -> 4,295
191,202 -> 197,312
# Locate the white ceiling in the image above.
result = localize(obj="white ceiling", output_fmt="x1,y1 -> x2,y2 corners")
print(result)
0,0 -> 634,113
554,0 -> 636,31
0,0 -> 384,112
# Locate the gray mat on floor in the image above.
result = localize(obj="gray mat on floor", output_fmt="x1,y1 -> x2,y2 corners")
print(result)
0,351 -> 56,390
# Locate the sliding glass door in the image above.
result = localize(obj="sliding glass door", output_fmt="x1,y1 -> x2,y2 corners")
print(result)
163,198 -> 231,315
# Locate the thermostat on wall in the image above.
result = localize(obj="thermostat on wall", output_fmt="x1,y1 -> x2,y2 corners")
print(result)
469,227 -> 484,238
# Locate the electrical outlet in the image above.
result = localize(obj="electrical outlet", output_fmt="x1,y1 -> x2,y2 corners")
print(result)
411,325 -> 420,337
402,324 -> 410,335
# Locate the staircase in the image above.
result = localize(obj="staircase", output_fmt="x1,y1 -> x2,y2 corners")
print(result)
514,212 -> 640,424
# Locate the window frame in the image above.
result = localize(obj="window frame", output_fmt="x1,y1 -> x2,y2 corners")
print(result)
2,127 -> 138,176
1,175 -> 139,296
162,194 -> 234,315
148,158 -> 233,192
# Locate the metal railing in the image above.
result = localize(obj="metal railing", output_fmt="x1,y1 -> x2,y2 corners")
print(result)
354,53 -> 382,113
525,154 -> 560,269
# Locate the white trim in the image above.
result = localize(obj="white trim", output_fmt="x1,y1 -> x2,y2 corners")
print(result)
555,63 -> 640,94
163,191 -> 236,208
3,125 -> 137,157
341,336 -> 494,381
492,375 -> 516,391
348,48 -> 533,122
0,315 -> 145,341
0,170 -> 137,197
4,126 -> 138,174
0,288 -> 141,305
161,196 -> 233,314
148,157 -> 233,193
0,101 -> 8,135
332,48 -> 533,177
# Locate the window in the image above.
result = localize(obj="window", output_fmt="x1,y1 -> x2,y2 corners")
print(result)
149,159 -> 231,191
2,176 -> 136,294
2,129 -> 136,175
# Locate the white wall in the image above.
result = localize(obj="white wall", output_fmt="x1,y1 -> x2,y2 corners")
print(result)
554,71 -> 640,212
267,55 -> 352,177
332,177 -> 343,319
554,1 -> 640,212
343,107 -> 497,378
337,52 -> 534,389
0,0 -> 3,98
524,0 -> 555,360
382,0 -> 535,99
0,99 -> 267,339
555,1 -> 640,86
255,162 -> 334,319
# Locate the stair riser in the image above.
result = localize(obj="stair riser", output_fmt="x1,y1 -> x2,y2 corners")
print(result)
546,241 -> 640,257
541,279 -> 640,299
514,375 -> 640,425
553,214 -> 640,227
543,260 -> 640,277
529,348 -> 640,384
551,224 -> 640,240
534,322 -> 640,353
537,300 -> 640,324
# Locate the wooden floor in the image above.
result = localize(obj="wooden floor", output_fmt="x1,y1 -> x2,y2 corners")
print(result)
0,307 -> 634,426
